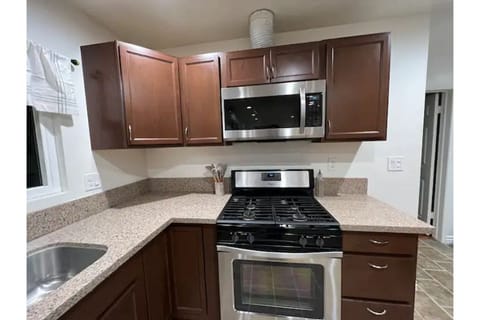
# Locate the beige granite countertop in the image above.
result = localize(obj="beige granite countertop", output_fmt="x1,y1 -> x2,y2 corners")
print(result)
27,192 -> 433,320
318,194 -> 434,234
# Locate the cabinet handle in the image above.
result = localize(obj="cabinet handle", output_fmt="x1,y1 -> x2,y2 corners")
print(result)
327,120 -> 332,132
184,127 -> 189,138
271,64 -> 276,78
369,239 -> 390,246
266,65 -> 271,81
366,307 -> 387,316
128,124 -> 133,141
368,263 -> 389,270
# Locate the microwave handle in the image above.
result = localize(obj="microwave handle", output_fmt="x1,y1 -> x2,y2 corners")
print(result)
299,87 -> 306,134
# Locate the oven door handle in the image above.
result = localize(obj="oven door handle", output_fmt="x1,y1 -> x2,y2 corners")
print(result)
217,245 -> 343,259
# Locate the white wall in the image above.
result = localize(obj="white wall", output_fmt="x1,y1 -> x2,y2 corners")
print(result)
27,0 -> 147,213
426,4 -> 453,90
146,15 -> 431,217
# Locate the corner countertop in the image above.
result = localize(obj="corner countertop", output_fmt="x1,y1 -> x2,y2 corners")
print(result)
27,192 -> 433,320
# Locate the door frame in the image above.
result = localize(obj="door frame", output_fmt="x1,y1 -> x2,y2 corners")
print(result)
419,89 -> 453,243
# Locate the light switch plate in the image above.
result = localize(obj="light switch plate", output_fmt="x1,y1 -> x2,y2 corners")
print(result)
327,157 -> 336,170
84,172 -> 101,191
387,156 -> 404,172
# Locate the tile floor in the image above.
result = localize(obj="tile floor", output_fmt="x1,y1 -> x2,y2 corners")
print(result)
415,237 -> 454,319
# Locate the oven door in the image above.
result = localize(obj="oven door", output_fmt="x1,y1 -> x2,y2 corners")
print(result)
221,80 -> 325,141
217,245 -> 342,320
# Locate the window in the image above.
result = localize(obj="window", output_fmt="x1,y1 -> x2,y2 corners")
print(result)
27,106 -> 64,200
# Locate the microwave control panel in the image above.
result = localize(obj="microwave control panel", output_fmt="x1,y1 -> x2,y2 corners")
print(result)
305,93 -> 323,127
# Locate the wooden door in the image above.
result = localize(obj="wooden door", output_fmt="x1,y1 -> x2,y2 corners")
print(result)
168,225 -> 220,320
179,54 -> 223,145
221,48 -> 270,87
61,254 -> 148,320
142,232 -> 171,320
326,33 -> 390,141
270,42 -> 322,83
119,43 -> 183,145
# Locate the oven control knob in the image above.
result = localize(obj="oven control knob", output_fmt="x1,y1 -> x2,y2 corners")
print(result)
247,233 -> 255,244
299,235 -> 308,247
232,232 -> 239,243
315,236 -> 325,247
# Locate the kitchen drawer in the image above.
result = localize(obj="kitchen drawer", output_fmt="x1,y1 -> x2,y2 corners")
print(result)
342,298 -> 413,320
342,254 -> 416,303
343,232 -> 418,256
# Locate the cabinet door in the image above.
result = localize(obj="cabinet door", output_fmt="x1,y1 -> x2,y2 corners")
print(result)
168,225 -> 220,320
342,298 -> 413,320
179,54 -> 223,145
142,231 -> 171,320
270,42 -> 321,83
119,43 -> 183,145
221,48 -> 270,87
61,254 -> 148,320
326,33 -> 390,141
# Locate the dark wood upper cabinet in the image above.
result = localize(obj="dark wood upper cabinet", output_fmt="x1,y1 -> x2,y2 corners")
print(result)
325,33 -> 390,141
270,42 -> 323,83
221,48 -> 270,87
119,43 -> 183,146
168,224 -> 220,320
80,41 -> 183,149
221,42 -> 324,87
60,253 -> 148,320
179,53 -> 223,145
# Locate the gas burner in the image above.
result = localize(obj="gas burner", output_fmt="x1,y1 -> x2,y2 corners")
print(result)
243,210 -> 256,220
281,199 -> 288,205
290,205 -> 299,211
292,212 -> 308,222
246,203 -> 256,210
232,197 -> 239,202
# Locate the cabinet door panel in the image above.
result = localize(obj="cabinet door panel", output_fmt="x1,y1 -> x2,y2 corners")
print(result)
143,232 -> 171,320
168,225 -> 208,319
120,43 -> 183,145
221,49 -> 270,87
326,33 -> 390,140
179,54 -> 222,145
61,254 -> 148,320
270,42 -> 321,83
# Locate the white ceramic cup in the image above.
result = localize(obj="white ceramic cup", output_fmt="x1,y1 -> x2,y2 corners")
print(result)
214,182 -> 225,196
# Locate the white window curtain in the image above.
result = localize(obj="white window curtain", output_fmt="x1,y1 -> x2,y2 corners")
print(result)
26,40 -> 78,115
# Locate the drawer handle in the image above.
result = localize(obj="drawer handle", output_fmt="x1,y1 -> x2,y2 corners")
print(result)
366,307 -> 387,316
369,239 -> 389,246
368,263 -> 389,270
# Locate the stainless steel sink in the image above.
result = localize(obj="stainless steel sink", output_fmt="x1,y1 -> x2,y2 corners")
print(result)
27,244 -> 107,306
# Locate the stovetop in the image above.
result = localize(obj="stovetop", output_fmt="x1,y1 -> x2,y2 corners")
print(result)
218,195 -> 339,227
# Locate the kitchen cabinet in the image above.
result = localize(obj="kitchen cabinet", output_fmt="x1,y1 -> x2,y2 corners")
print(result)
221,41 -> 323,87
179,53 -> 223,145
81,41 -> 183,149
60,253 -> 148,320
341,231 -> 418,320
142,231 -> 171,320
167,224 -> 220,320
325,33 -> 390,141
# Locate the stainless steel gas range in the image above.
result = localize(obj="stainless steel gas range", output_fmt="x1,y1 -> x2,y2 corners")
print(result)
216,169 -> 342,320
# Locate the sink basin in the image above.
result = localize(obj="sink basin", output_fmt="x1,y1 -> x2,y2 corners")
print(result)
27,244 -> 107,306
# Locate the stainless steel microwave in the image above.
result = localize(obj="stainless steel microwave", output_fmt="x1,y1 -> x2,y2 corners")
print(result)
221,79 -> 326,142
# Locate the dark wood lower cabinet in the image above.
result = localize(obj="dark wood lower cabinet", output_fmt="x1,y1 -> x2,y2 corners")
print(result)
61,254 -> 148,320
342,298 -> 414,320
168,224 -> 220,320
60,224 -> 219,320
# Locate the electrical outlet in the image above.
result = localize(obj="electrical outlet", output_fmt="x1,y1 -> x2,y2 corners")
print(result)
387,156 -> 404,172
327,157 -> 336,171
84,172 -> 101,191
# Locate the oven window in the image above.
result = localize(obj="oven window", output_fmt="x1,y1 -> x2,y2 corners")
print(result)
233,260 -> 324,318
224,94 -> 300,130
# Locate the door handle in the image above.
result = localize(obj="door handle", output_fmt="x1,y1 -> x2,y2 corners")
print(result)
368,263 -> 389,270
299,87 -> 306,134
369,239 -> 390,246
366,307 -> 387,316
128,124 -> 133,141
